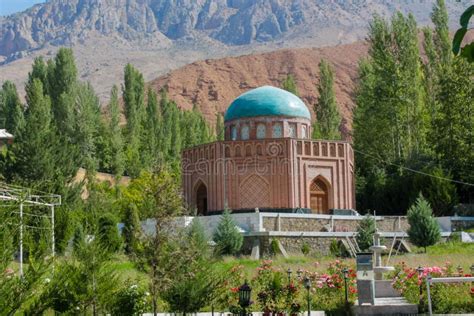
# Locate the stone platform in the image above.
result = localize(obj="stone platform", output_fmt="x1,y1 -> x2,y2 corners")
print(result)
352,297 -> 418,315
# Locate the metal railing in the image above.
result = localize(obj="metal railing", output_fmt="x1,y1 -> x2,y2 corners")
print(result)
425,274 -> 474,316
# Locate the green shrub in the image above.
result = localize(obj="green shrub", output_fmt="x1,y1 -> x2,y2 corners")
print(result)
301,242 -> 310,255
407,193 -> 441,252
270,239 -> 279,256
356,214 -> 375,251
110,282 -> 148,316
122,203 -> 141,255
213,209 -> 243,256
330,239 -> 341,257
98,213 -> 122,253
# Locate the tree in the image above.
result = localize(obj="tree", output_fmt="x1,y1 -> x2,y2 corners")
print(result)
407,193 -> 441,252
123,64 -> 145,177
281,74 -> 299,95
0,81 -> 24,135
187,218 -> 209,256
215,112 -> 224,141
135,166 -> 184,315
123,203 -> 142,255
98,213 -> 122,253
431,0 -> 452,67
213,209 -> 243,256
104,85 -> 125,178
356,214 -> 376,251
433,58 -> 473,202
312,59 -> 341,140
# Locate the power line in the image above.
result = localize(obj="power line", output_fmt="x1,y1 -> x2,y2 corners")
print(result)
353,149 -> 474,187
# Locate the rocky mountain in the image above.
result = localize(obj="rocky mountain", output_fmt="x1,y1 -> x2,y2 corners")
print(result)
1,0 -> 469,57
0,0 -> 470,102
149,41 -> 368,137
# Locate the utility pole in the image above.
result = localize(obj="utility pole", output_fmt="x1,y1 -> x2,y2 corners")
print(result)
19,202 -> 23,277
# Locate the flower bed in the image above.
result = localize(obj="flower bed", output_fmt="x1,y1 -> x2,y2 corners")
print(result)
391,262 -> 474,314
218,260 -> 357,314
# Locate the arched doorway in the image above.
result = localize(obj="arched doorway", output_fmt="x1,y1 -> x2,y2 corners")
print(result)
310,177 -> 329,214
195,182 -> 208,215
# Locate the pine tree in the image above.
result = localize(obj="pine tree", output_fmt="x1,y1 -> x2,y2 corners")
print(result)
356,214 -> 376,251
215,113 -> 224,141
281,74 -> 298,95
187,218 -> 209,256
312,59 -> 341,140
212,209 -> 243,256
0,81 -> 24,135
98,213 -> 122,253
407,193 -> 441,252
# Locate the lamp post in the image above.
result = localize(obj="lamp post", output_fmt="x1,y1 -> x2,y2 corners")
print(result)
416,266 -> 424,308
297,268 -> 303,280
287,268 -> 292,284
239,281 -> 252,316
342,268 -> 349,305
457,265 -> 463,276
304,276 -> 311,316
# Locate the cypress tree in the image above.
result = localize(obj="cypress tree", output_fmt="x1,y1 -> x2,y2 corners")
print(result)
281,74 -> 299,95
27,57 -> 48,95
356,214 -> 376,251
407,193 -> 441,252
0,81 -> 24,135
215,113 -> 224,141
312,59 -> 341,140
106,85 -> 125,178
431,0 -> 451,68
9,79 -> 54,183
123,203 -> 142,255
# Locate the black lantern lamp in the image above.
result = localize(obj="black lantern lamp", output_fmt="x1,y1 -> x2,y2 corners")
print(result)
416,266 -> 424,307
303,276 -> 311,316
287,268 -> 292,283
239,281 -> 252,316
342,268 -> 349,306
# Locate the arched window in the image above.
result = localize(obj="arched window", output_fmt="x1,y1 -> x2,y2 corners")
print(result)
256,124 -> 266,139
241,125 -> 249,140
289,123 -> 296,138
302,125 -> 307,139
231,126 -> 238,140
272,123 -> 282,138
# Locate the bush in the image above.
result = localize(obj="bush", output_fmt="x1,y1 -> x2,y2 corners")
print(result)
270,239 -> 279,256
301,242 -> 310,255
356,214 -> 375,251
110,283 -> 149,316
98,213 -> 122,253
329,239 -> 342,257
213,209 -> 243,256
407,193 -> 441,252
123,203 -> 141,255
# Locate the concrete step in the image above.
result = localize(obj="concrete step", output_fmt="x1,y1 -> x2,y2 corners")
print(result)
352,297 -> 418,315
375,280 -> 400,298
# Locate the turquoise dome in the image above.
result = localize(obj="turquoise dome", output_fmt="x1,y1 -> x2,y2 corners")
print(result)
224,86 -> 311,122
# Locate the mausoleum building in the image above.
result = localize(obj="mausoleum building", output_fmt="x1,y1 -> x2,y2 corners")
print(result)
182,86 -> 355,215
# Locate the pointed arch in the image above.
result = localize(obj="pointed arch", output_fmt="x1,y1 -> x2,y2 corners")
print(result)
193,179 -> 208,215
309,176 -> 331,214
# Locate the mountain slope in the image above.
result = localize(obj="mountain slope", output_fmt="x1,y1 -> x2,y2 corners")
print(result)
149,42 -> 368,138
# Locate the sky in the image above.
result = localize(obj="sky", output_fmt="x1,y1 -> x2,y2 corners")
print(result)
0,0 -> 45,16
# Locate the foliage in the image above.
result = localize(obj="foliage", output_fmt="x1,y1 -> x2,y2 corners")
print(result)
98,213 -> 122,253
407,194 -> 441,251
270,239 -> 279,256
110,282 -> 149,316
312,59 -> 341,140
452,5 -> 474,62
0,80 -> 24,135
391,262 -> 474,313
213,209 -> 243,256
301,242 -> 310,256
281,74 -> 299,95
123,203 -> 142,255
356,214 -> 375,251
